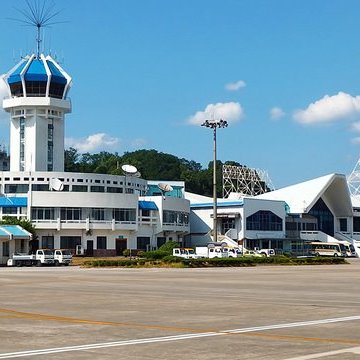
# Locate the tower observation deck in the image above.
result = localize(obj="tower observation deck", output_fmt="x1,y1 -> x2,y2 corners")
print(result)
2,54 -> 72,172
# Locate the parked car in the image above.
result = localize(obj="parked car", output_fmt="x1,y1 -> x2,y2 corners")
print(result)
243,250 -> 264,257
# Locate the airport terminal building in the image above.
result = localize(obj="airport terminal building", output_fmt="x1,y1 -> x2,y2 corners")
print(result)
187,173 -> 360,256
0,41 -> 359,265
0,53 -> 190,264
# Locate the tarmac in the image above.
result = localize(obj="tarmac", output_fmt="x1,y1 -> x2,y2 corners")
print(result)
0,259 -> 360,359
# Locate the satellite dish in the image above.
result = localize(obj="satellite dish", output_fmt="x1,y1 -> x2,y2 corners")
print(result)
49,178 -> 64,191
158,183 -> 173,193
121,164 -> 138,175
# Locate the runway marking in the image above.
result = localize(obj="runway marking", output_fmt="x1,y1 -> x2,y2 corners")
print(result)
0,315 -> 360,358
240,332 -> 360,345
284,345 -> 360,359
0,308 -> 213,333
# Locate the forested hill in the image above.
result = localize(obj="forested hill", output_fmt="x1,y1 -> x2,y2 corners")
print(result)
64,148 -> 242,197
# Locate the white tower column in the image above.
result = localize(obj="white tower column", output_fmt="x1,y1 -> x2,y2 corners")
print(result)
2,54 -> 72,172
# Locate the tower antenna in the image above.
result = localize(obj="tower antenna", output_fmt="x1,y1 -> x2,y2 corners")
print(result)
8,0 -> 65,58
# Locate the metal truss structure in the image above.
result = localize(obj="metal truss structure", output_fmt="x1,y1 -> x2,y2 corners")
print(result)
222,164 -> 275,198
347,156 -> 360,196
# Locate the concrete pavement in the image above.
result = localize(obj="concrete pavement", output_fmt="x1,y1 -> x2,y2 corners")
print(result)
0,260 -> 360,359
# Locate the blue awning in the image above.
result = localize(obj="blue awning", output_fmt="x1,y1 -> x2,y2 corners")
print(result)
191,200 -> 244,209
138,201 -> 158,211
0,197 -> 27,208
0,225 -> 32,240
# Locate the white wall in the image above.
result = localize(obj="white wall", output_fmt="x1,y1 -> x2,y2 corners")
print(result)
31,191 -> 139,209
243,197 -> 286,240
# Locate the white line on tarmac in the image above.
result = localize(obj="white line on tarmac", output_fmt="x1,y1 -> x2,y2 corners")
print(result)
284,345 -> 360,359
1,315 -> 360,359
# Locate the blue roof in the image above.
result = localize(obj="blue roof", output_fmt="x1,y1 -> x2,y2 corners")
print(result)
47,61 -> 67,84
139,201 -> 158,210
7,61 -> 27,84
0,225 -> 31,239
0,197 -> 27,208
191,200 -> 244,209
7,57 -> 67,85
24,59 -> 48,82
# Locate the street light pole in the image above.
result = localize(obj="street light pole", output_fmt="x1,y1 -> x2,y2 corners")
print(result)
201,119 -> 228,243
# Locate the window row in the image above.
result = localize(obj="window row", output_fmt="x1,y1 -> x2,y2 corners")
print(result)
40,236 -> 108,250
31,207 -> 137,222
3,184 -> 138,194
246,210 -> 283,231
163,210 -> 189,225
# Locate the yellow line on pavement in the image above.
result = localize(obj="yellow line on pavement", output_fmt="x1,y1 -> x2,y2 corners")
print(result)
0,308 -> 214,333
1,308 -> 360,348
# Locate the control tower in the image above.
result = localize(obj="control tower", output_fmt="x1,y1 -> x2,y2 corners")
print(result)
2,54 -> 72,172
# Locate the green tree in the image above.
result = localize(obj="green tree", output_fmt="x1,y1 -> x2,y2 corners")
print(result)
64,147 -> 80,172
64,147 -> 244,197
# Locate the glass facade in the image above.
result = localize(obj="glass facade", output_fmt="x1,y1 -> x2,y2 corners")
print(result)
19,117 -> 25,171
97,236 -> 107,249
60,208 -> 82,221
221,218 -> 235,234
4,184 -> 29,193
163,210 -> 189,225
60,236 -> 81,250
42,236 -> 54,249
113,208 -> 136,222
25,81 -> 47,96
339,218 -> 347,232
308,198 -> 334,236
246,210 -> 283,231
2,207 -> 17,215
353,217 -> 360,232
47,120 -> 54,171
32,207 -> 55,220
91,208 -> 105,221
137,236 -> 150,250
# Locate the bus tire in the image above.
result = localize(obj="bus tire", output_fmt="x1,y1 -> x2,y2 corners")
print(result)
334,253 -> 338,257
315,252 -> 320,257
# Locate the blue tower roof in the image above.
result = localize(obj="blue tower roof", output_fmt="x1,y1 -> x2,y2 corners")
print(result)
7,61 -> 27,84
46,60 -> 67,84
5,54 -> 71,99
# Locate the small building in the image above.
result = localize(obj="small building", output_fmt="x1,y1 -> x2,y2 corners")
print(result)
0,225 -> 32,265
186,193 -> 286,252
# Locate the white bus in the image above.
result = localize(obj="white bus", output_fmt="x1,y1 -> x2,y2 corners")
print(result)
337,241 -> 355,257
308,242 -> 350,257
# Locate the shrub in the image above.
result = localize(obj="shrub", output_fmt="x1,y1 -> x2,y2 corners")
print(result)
162,255 -> 183,263
122,249 -> 130,257
142,250 -> 169,260
158,240 -> 180,253
137,251 -> 145,258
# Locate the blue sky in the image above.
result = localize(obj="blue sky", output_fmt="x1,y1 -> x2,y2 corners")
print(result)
1,0 -> 360,189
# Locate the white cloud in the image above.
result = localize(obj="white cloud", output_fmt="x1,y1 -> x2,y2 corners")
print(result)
225,80 -> 246,91
293,92 -> 360,125
351,137 -> 360,145
65,133 -> 120,153
187,102 -> 244,125
270,107 -> 285,120
351,122 -> 360,132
